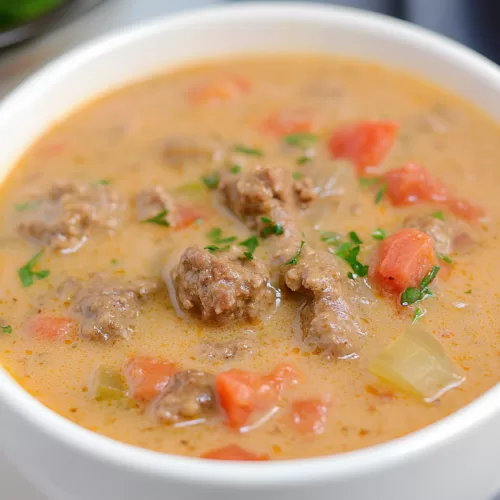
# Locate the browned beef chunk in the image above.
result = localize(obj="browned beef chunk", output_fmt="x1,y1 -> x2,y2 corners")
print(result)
199,338 -> 253,361
17,181 -> 122,252
219,165 -> 364,358
153,370 -> 216,424
293,177 -> 316,207
58,274 -> 158,342
172,246 -> 276,324
161,137 -> 219,166
135,186 -> 179,225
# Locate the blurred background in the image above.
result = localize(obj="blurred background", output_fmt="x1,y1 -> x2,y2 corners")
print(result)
1,1 -> 499,499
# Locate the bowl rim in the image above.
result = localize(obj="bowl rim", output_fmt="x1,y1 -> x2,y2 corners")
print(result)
1,1 -> 500,487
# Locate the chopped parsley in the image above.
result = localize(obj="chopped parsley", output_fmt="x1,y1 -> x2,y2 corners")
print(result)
438,253 -> 453,264
94,179 -> 111,185
204,245 -> 230,253
432,211 -> 445,221
207,227 -> 237,245
283,133 -> 318,148
233,144 -> 263,157
230,164 -> 241,174
296,155 -> 312,165
285,240 -> 305,265
359,177 -> 380,189
292,171 -> 304,180
1,325 -> 12,335
375,183 -> 387,204
260,216 -> 284,237
320,231 -> 342,245
141,209 -> 170,227
15,200 -> 40,212
348,231 -> 363,244
110,258 -> 119,265
240,235 -> 259,260
201,172 -> 219,190
335,243 -> 369,278
412,308 -> 426,324
18,250 -> 50,288
400,265 -> 440,306
372,228 -> 387,241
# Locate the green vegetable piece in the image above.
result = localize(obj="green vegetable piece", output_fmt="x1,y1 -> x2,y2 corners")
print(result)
438,253 -> 453,264
320,231 -> 342,245
141,209 -> 170,227
412,308 -> 426,324
233,145 -> 263,157
349,231 -> 363,244
283,133 -> 318,148
296,155 -> 312,165
359,177 -> 381,189
201,172 -> 219,190
432,211 -> 445,221
94,367 -> 128,402
375,183 -> 387,204
285,240 -> 305,265
400,266 -> 440,306
17,250 -> 50,288
1,325 -> 12,334
230,164 -> 242,174
292,171 -> 304,180
372,228 -> 387,241
176,182 -> 205,196
207,227 -> 237,244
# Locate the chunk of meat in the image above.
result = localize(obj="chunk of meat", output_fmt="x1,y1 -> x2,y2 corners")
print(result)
328,121 -> 399,175
200,338 -> 253,361
153,370 -> 216,424
17,181 -> 123,252
201,444 -> 269,461
171,245 -> 276,324
259,109 -> 314,137
403,215 -> 454,255
216,364 -> 300,428
384,163 -> 484,221
124,356 -> 178,402
370,228 -> 437,295
219,165 -> 365,358
59,274 -> 158,342
187,75 -> 250,105
25,315 -> 75,340
161,136 -> 219,165
293,177 -> 316,207
135,186 -> 179,226
291,398 -> 330,435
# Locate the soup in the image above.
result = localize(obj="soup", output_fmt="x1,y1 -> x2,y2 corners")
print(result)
0,55 -> 498,461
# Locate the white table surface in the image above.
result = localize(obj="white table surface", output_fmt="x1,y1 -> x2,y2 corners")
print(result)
0,3 -> 216,497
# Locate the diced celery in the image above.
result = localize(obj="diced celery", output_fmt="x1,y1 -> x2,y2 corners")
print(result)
94,367 -> 128,402
369,327 -> 465,403
176,182 -> 205,197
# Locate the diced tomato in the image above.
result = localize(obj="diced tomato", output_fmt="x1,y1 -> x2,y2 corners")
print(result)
328,120 -> 399,174
187,75 -> 250,105
370,228 -> 437,295
123,357 -> 178,402
260,110 -> 314,137
175,205 -> 204,229
216,364 -> 301,428
25,315 -> 75,340
384,163 -> 485,221
201,444 -> 269,461
291,398 -> 330,435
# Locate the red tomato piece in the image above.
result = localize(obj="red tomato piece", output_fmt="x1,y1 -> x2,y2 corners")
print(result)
201,444 -> 269,461
328,120 -> 399,174
26,315 -> 75,340
187,75 -> 250,105
370,228 -> 437,295
291,398 -> 330,435
260,110 -> 314,137
216,364 -> 301,428
175,205 -> 204,229
123,357 -> 178,402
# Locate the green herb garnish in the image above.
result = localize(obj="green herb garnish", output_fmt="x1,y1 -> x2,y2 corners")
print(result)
94,179 -> 111,185
375,183 -> 387,204
207,227 -> 237,245
320,231 -> 342,245
292,171 -> 304,180
204,245 -> 230,253
15,201 -> 40,212
110,258 -> 119,265
335,243 -> 369,278
260,216 -> 284,237
18,250 -> 50,288
432,211 -> 445,221
283,133 -> 318,148
201,172 -> 219,190
286,240 -> 305,265
400,266 -> 440,306
349,231 -> 363,244
141,209 -> 170,227
412,308 -> 426,323
230,164 -> 241,174
233,145 -> 263,157
297,155 -> 312,165
1,325 -> 12,334
372,228 -> 387,241
359,177 -> 381,189
438,253 -> 453,264
240,235 -> 259,260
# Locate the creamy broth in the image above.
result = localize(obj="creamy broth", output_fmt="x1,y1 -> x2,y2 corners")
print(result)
0,56 -> 499,460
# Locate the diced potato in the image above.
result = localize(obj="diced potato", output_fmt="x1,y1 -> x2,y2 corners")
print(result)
94,367 -> 128,402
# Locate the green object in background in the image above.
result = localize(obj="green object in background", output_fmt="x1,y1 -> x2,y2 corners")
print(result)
0,0 -> 64,29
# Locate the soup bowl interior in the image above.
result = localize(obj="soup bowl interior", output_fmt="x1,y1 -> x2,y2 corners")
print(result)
0,3 -> 500,500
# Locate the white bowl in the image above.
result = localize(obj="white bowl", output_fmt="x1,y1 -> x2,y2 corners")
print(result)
1,3 -> 500,500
